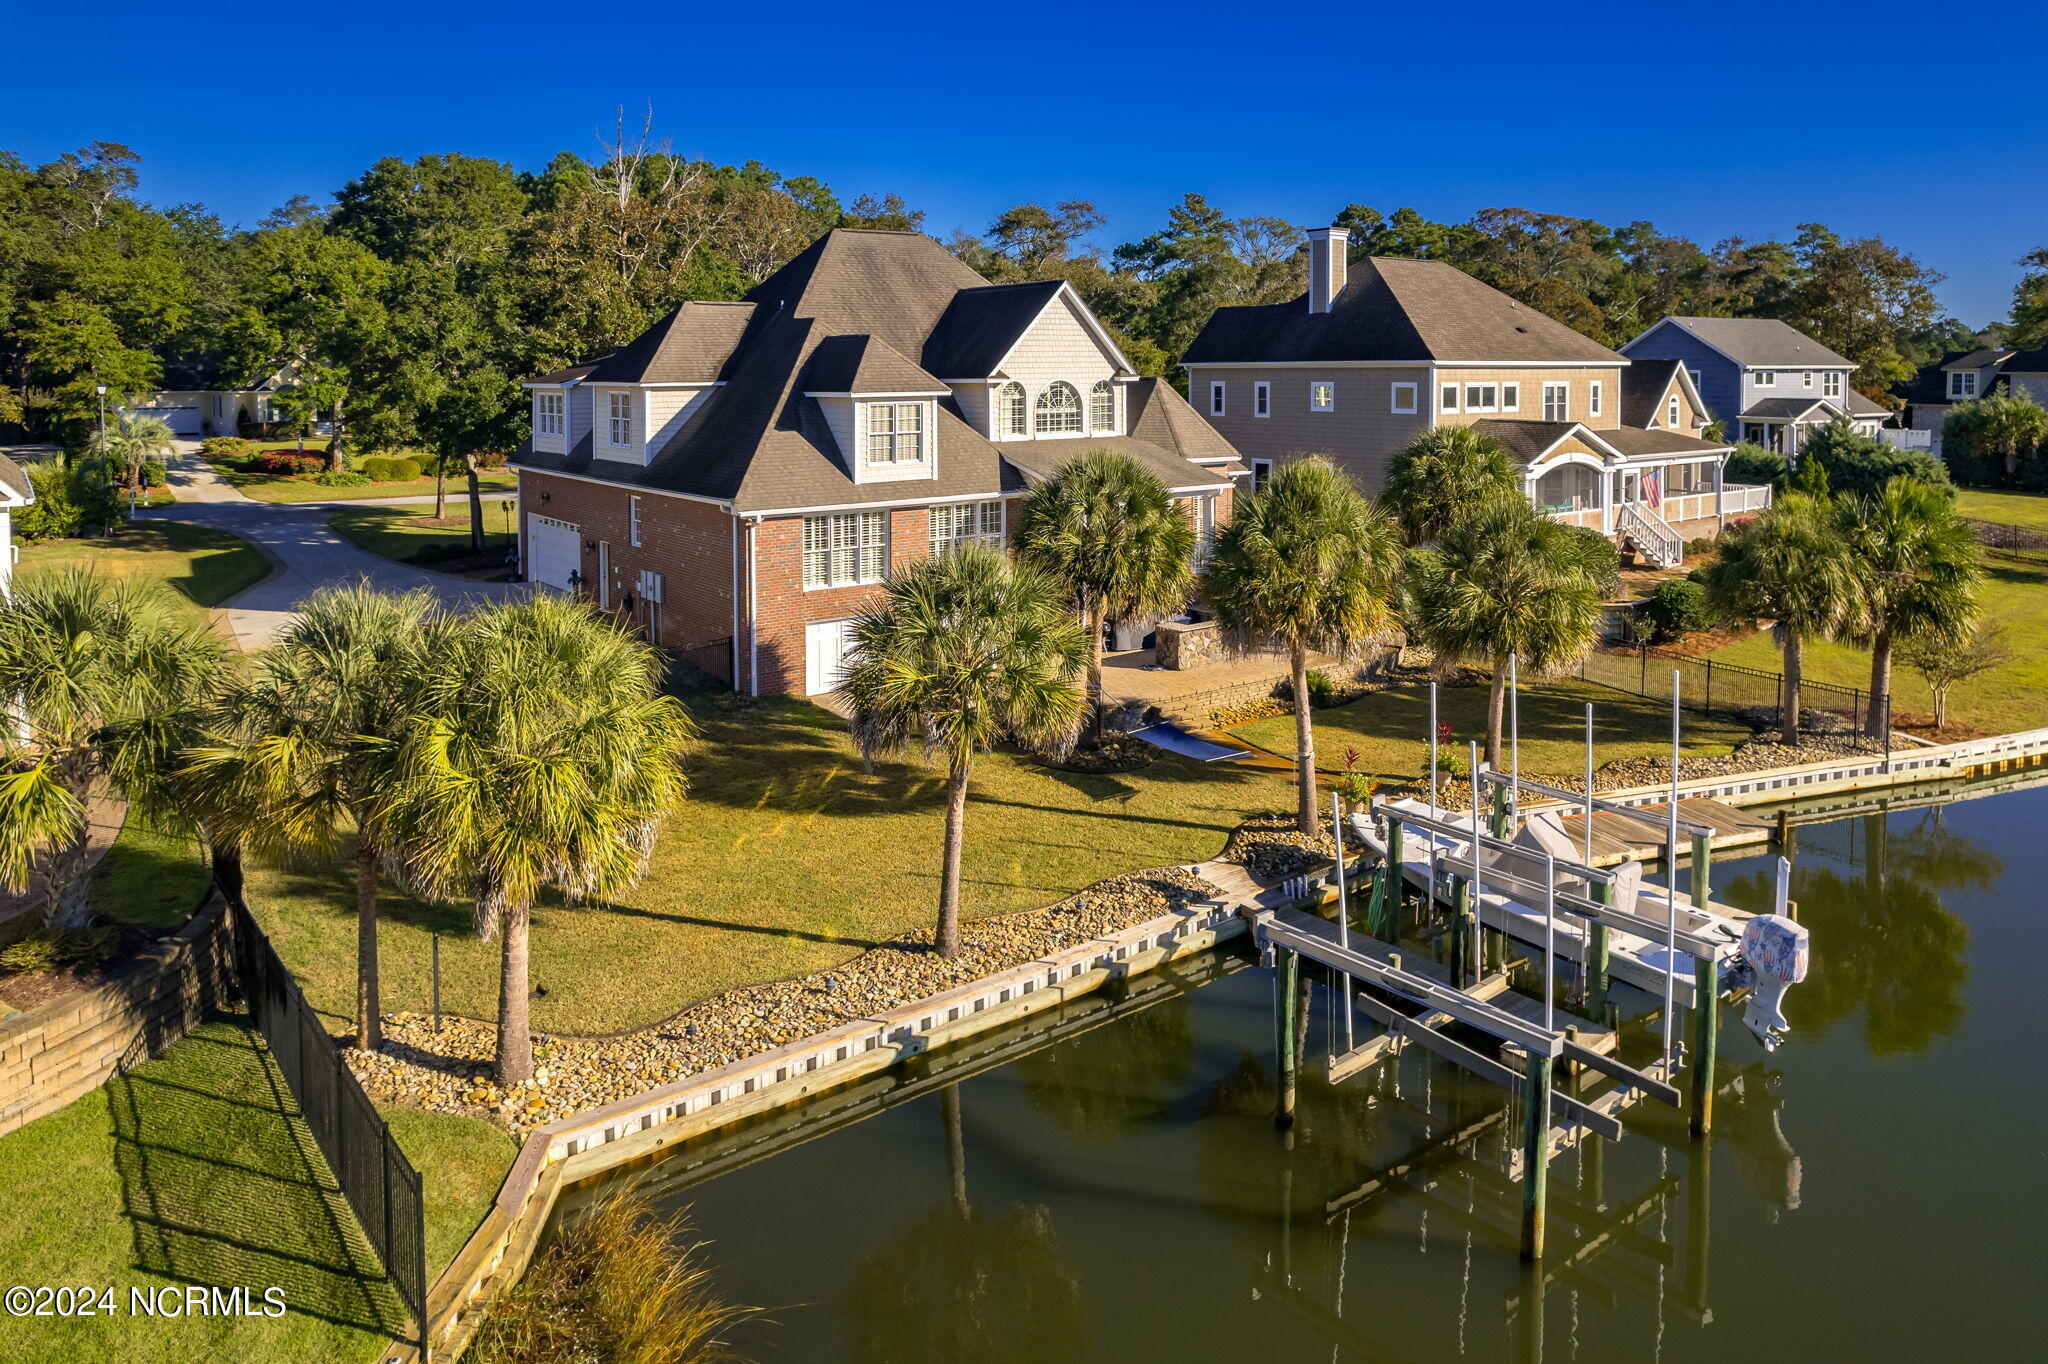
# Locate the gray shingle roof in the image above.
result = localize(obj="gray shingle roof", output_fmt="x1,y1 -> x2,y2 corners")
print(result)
1468,418 -> 1723,467
921,282 -> 1066,377
1633,317 -> 1853,369
1942,347 -> 2013,370
2004,347 -> 2048,372
1468,419 -> 1583,467
1126,378 -> 1241,464
0,452 -> 31,503
1600,425 -> 1727,459
1620,359 -> 1685,428
1183,256 -> 1620,366
1740,397 -> 1836,422
800,334 -> 947,394
511,230 -> 1234,512
582,301 -> 756,385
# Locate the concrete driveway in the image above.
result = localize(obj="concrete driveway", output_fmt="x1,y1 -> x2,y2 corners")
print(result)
139,443 -> 525,650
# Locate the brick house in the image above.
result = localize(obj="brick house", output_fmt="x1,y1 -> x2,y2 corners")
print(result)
510,229 -> 1243,695
1181,226 -> 1761,568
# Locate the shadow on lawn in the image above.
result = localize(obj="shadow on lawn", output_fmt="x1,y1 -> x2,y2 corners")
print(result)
108,1014 -> 409,1338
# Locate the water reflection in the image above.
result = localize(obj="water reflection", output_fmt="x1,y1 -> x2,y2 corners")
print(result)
1725,807 -> 1990,1055
592,785 -> 2044,1362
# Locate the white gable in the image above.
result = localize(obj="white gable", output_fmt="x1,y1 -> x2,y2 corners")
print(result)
996,291 -> 1123,391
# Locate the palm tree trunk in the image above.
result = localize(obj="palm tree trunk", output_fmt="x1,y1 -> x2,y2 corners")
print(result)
1485,655 -> 1509,772
1292,645 -> 1316,835
1086,602 -> 1106,738
210,836 -> 245,906
1782,629 -> 1804,746
1865,628 -> 1893,739
1932,683 -> 1949,730
497,894 -> 534,1086
936,757 -> 971,957
356,838 -> 381,1052
41,818 -> 95,931
464,456 -> 486,552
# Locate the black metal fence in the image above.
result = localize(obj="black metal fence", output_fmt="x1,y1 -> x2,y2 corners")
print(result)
229,899 -> 427,1333
1579,645 -> 1887,739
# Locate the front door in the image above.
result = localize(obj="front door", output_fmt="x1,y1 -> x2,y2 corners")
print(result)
804,619 -> 858,696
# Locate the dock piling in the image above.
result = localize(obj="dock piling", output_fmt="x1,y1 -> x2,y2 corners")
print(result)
1275,946 -> 1299,1128
1689,832 -> 1717,1135
1520,1048 -> 1552,1259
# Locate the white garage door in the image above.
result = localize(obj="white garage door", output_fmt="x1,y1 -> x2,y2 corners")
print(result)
127,405 -> 201,436
528,516 -> 581,591
805,619 -> 858,695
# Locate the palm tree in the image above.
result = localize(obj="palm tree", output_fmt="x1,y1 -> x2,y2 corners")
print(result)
0,570 -> 224,929
1012,449 -> 1195,732
1402,498 -> 1604,770
1204,458 -> 1402,834
840,546 -> 1088,958
383,594 -> 691,1085
181,584 -> 445,1051
1698,493 -> 1862,745
102,413 -> 177,491
1837,477 -> 1980,736
1381,426 -> 1518,545
1970,393 -> 2048,484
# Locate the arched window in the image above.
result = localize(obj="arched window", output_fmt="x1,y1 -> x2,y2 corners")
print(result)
997,381 -> 1027,437
1034,381 -> 1082,435
1090,379 -> 1116,433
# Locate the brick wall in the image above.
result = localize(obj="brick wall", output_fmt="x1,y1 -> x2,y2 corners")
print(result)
0,899 -> 235,1136
518,472 -> 739,684
749,505 -> 935,695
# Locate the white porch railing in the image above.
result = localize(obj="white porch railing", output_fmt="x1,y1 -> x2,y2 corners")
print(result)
1617,501 -> 1683,568
1720,482 -> 1774,516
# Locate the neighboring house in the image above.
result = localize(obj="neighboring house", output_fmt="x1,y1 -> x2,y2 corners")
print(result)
1895,347 -> 2048,450
125,354 -> 296,437
1182,226 -> 1748,567
510,228 -> 1243,696
1619,316 -> 1888,457
0,453 -> 32,598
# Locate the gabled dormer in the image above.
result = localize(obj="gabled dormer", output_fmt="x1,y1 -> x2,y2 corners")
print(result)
548,301 -> 753,466
924,281 -> 1137,442
802,334 -> 950,484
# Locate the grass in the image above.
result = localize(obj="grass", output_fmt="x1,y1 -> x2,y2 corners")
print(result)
1706,489 -> 2048,732
198,444 -> 516,505
0,1013 -> 508,1364
1230,676 -> 1753,784
328,501 -> 518,568
17,521 -> 270,627
92,820 -> 212,930
244,696 -> 1295,1036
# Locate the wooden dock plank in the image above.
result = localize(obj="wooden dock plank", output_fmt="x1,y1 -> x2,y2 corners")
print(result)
1556,796 -> 1773,864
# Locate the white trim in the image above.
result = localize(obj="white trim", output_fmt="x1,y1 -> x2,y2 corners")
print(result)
743,489 -> 1034,518
988,282 -> 1137,378
1309,380 -> 1336,413
1209,380 -> 1226,417
1390,381 -> 1417,414
1541,381 -> 1571,422
746,518 -> 759,697
507,465 -> 733,509
1253,380 -> 1270,418
1500,380 -> 1520,412
629,495 -> 642,548
521,379 -> 586,391
804,389 -> 950,399
1437,380 -> 1459,414
636,381 -> 727,390
1589,380 -> 1603,418
1183,358 -> 1626,369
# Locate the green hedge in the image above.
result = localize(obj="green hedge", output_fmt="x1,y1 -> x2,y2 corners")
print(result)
359,455 -> 423,483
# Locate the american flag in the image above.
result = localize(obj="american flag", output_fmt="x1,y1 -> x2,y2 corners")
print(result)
1642,469 -> 1663,510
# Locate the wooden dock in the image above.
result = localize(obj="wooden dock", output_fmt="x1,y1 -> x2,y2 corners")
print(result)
1555,796 -> 1772,865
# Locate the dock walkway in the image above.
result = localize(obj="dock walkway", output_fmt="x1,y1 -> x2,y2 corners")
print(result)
1554,796 -> 1772,865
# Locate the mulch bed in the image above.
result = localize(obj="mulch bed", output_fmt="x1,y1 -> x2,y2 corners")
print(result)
1040,732 -> 1158,774
0,922 -> 164,1013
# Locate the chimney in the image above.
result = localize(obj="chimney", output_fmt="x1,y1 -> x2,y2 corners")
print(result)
1306,226 -> 1350,315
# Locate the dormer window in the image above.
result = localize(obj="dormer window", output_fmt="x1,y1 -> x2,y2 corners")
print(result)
1091,379 -> 1116,433
865,402 -> 926,466
1667,395 -> 1681,427
535,393 -> 564,436
998,381 -> 1027,437
1035,381 -> 1082,435
1948,371 -> 1976,399
607,392 -> 633,445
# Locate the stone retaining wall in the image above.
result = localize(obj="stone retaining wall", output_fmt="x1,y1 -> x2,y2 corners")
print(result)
0,898 -> 234,1136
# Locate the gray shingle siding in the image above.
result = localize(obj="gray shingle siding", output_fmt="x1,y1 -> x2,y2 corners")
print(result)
1623,324 -> 1740,425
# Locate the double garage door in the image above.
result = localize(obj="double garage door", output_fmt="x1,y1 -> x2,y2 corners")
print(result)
126,405 -> 201,436
528,516 -> 581,592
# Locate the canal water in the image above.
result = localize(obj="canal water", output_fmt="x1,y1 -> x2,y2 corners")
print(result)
605,781 -> 2048,1361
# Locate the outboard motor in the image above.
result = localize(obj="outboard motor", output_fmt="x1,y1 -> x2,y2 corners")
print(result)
1739,914 -> 1809,1051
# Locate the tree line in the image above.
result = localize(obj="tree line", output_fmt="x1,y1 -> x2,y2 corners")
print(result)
7,125 -> 2044,474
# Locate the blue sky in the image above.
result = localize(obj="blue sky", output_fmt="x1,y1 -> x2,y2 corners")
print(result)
14,0 -> 2045,325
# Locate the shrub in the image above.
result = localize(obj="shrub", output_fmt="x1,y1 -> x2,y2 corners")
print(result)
1724,442 -> 1789,489
1684,535 -> 1718,557
472,450 -> 509,470
1332,771 -> 1376,809
15,460 -> 119,542
0,925 -> 118,974
1421,747 -> 1468,779
316,469 -> 371,487
1799,418 -> 1950,499
200,436 -> 254,459
1565,524 -> 1622,598
1643,579 -> 1719,642
359,454 -> 423,482
139,457 -> 167,488
252,451 -> 324,476
1304,669 -> 1338,708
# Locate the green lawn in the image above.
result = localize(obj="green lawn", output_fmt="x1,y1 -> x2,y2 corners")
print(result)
244,696 -> 1294,1037
328,501 -> 517,568
1706,489 -> 2048,732
17,521 -> 270,628
1229,676 -> 1753,785
199,445 -> 516,505
0,1014 -> 511,1364
92,820 -> 212,930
